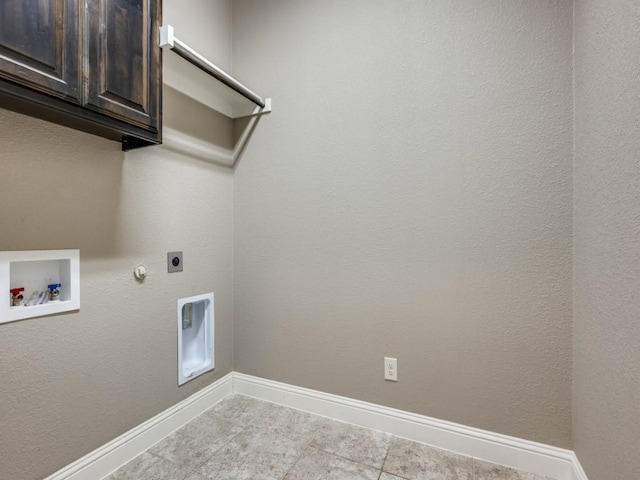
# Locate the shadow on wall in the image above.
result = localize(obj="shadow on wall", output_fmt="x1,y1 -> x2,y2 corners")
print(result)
164,85 -> 234,151
163,85 -> 264,170
0,108 -> 124,259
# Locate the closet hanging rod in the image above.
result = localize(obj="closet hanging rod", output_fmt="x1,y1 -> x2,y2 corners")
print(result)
159,25 -> 266,109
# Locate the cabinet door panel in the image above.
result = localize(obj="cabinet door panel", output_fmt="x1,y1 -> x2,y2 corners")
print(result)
85,0 -> 160,131
0,0 -> 80,101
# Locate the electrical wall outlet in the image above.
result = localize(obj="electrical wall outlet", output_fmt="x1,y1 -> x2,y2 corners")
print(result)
384,357 -> 398,381
167,251 -> 183,273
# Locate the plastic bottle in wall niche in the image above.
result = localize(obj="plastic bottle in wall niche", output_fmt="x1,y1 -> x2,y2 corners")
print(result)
25,291 -> 40,307
36,291 -> 48,305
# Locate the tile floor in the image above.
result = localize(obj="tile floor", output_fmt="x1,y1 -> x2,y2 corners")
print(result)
106,394 -> 555,480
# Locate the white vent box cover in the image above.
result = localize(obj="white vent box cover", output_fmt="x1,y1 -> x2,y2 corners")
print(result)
177,292 -> 214,385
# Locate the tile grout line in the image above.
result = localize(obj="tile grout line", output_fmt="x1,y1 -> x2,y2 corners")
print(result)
306,420 -> 389,472
309,419 -> 398,474
302,416 -> 414,476
145,449 -> 197,479
379,435 -> 393,478
153,399 -> 267,480
225,398 -> 333,480
198,409 -> 256,472
279,417 -> 329,479
315,448 -> 394,475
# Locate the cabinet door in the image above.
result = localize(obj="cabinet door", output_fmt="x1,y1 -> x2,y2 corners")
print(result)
0,0 -> 80,101
85,0 -> 160,131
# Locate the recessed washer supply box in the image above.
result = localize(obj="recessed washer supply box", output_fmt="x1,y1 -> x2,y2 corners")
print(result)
0,249 -> 80,324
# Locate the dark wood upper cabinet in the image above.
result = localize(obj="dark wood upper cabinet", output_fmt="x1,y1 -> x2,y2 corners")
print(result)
0,0 -> 80,102
0,0 -> 161,150
85,0 -> 160,132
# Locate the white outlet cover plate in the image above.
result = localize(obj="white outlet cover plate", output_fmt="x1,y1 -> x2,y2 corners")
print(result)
384,357 -> 398,382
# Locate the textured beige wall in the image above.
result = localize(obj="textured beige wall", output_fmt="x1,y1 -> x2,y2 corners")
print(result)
573,1 -> 640,478
163,0 -> 232,72
232,0 -> 573,447
0,1 -> 234,478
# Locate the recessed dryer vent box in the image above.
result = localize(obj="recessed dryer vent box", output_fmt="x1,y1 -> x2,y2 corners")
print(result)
0,250 -> 80,324
177,292 -> 214,386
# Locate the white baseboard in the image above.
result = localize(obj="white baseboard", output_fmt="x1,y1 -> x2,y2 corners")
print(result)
233,373 -> 587,480
45,371 -> 587,480
569,452 -> 589,480
44,373 -> 234,480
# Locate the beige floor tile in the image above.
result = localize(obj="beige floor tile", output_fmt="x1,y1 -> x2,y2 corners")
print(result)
284,446 -> 380,480
182,474 -> 208,480
197,425 -> 309,480
149,410 -> 245,468
379,474 -> 407,480
383,437 -> 473,480
210,394 -> 270,426
105,452 -> 191,480
311,419 -> 392,469
474,459 -> 554,480
252,402 -> 327,440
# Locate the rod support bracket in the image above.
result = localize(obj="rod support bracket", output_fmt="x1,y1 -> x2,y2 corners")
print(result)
159,24 -> 175,49
263,98 -> 272,114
